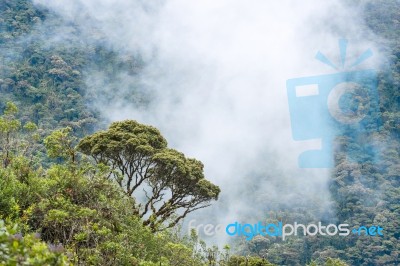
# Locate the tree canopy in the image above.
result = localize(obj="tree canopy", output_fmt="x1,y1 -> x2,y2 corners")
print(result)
78,120 -> 220,231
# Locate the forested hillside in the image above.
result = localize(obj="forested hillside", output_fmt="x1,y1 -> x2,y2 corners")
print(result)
0,0 -> 398,265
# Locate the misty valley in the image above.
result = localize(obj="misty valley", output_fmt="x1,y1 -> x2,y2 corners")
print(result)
0,0 -> 399,266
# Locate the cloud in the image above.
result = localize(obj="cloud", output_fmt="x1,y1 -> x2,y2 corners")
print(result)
33,0 -> 383,243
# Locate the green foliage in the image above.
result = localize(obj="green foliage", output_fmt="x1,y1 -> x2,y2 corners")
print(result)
307,257 -> 348,266
0,105 -> 225,265
78,120 -> 220,231
0,101 -> 40,173
0,0 -> 98,137
163,242 -> 201,265
0,220 -> 70,265
44,127 -> 77,162
227,255 -> 274,266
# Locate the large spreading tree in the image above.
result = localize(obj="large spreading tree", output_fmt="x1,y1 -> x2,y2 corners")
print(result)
78,120 -> 220,231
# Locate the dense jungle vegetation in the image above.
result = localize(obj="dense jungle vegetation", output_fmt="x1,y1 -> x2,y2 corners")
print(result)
0,0 -> 398,265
